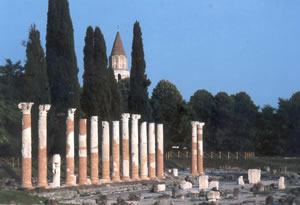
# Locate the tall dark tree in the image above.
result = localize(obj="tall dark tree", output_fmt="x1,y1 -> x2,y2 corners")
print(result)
23,25 -> 50,104
128,21 -> 152,120
46,0 -> 80,154
23,25 -> 51,157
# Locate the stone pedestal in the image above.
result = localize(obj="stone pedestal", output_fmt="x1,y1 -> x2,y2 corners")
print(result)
248,169 -> 261,184
51,154 -> 61,188
131,114 -> 141,181
238,176 -> 245,185
209,181 -> 219,190
140,122 -> 149,180
101,121 -> 110,182
79,119 -> 87,185
90,116 -> 99,184
190,121 -> 198,176
172,168 -> 178,177
199,175 -> 209,190
18,102 -> 34,189
197,122 -> 205,175
148,123 -> 156,179
37,104 -> 51,187
157,124 -> 164,178
65,108 -> 76,186
121,114 -> 130,181
112,121 -> 121,182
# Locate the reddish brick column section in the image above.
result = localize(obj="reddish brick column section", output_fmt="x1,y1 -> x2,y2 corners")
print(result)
140,122 -> 149,180
112,121 -> 121,182
90,116 -> 99,184
197,122 -> 205,175
190,121 -> 198,176
65,108 -> 76,186
79,119 -> 87,185
18,102 -> 34,189
121,113 -> 130,181
37,104 -> 51,187
101,121 -> 110,183
148,123 -> 156,179
157,124 -> 165,178
131,114 -> 141,181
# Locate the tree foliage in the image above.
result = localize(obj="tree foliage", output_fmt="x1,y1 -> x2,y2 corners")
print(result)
128,21 -> 152,121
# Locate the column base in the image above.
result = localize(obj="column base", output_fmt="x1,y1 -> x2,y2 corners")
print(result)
149,176 -> 157,180
121,176 -> 131,182
198,172 -> 205,176
157,175 -> 165,179
99,178 -> 111,184
190,172 -> 199,176
21,183 -> 33,189
140,176 -> 150,180
112,177 -> 121,183
91,178 -> 99,185
131,177 -> 140,181
37,182 -> 48,188
64,182 -> 77,187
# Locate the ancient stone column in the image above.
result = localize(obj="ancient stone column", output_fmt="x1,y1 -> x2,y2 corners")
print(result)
37,104 -> 51,187
90,116 -> 99,184
121,113 -> 131,181
18,102 -> 34,188
51,154 -> 61,188
112,121 -> 121,182
197,122 -> 205,175
190,121 -> 198,176
101,121 -> 110,182
65,108 -> 76,186
140,122 -> 149,180
157,124 -> 165,178
131,114 -> 141,181
148,123 -> 156,179
79,119 -> 87,185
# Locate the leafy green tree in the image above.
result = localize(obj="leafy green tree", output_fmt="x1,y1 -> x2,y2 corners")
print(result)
128,21 -> 152,120
46,0 -> 80,154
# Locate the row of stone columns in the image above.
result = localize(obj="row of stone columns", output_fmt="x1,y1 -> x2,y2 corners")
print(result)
191,121 -> 205,176
18,102 -> 165,188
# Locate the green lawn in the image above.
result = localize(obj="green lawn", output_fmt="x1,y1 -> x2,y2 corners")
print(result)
0,190 -> 46,204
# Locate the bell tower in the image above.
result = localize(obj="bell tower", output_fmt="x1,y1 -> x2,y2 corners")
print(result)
109,31 -> 130,81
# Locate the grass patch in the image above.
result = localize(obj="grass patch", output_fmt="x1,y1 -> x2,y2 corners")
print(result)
0,190 -> 46,204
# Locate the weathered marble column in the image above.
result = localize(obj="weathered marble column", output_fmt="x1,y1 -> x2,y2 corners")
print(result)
121,113 -> 130,181
112,121 -> 121,182
18,102 -> 34,188
51,154 -> 61,188
79,119 -> 87,185
65,108 -> 76,186
101,121 -> 110,182
90,116 -> 99,184
157,124 -> 165,178
190,121 -> 198,176
140,122 -> 149,180
148,123 -> 156,179
197,122 -> 205,175
131,114 -> 141,181
37,104 -> 51,187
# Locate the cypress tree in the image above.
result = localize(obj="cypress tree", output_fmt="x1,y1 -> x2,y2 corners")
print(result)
46,0 -> 80,154
128,21 -> 152,120
23,25 -> 51,157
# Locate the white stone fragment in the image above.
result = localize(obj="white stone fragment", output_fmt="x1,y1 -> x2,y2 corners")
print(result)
207,191 -> 220,202
278,176 -> 285,189
209,181 -> 219,190
172,168 -> 178,177
154,184 -> 166,192
238,176 -> 245,185
180,181 -> 193,190
199,175 -> 209,190
50,154 -> 61,188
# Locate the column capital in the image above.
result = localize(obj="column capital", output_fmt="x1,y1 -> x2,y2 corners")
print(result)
102,121 -> 109,126
18,102 -> 34,114
67,108 -> 76,118
197,122 -> 205,128
121,113 -> 130,121
91,116 -> 98,122
131,114 -> 141,121
191,121 -> 198,127
39,104 -> 51,116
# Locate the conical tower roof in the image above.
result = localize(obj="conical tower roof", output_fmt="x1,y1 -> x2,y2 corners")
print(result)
111,31 -> 126,56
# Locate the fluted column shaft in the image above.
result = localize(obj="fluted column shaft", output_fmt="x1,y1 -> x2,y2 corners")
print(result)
79,119 -> 87,185
191,121 -> 198,176
112,121 -> 121,182
148,123 -> 156,179
131,114 -> 141,181
197,122 -> 205,175
37,104 -> 51,187
121,113 -> 130,181
90,116 -> 99,184
18,102 -> 34,188
157,124 -> 164,178
101,121 -> 110,182
140,122 -> 148,180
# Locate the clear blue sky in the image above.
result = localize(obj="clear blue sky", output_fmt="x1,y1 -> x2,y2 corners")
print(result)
0,0 -> 299,108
